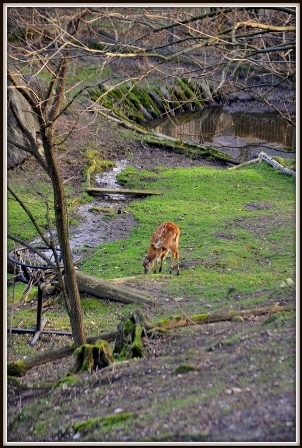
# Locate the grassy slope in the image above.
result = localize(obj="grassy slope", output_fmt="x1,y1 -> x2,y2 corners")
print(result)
82,162 -> 296,302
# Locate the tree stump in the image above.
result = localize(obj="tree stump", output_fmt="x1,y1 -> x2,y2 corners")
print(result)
113,309 -> 165,359
71,339 -> 114,373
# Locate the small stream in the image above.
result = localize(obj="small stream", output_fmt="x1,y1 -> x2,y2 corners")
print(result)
94,159 -> 129,199
68,159 -> 132,261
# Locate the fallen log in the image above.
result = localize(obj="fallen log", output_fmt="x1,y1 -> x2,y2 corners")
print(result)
75,270 -> 155,306
227,157 -> 261,170
259,151 -> 296,177
7,270 -> 154,310
7,330 -> 117,377
98,106 -> 239,165
108,276 -> 137,283
155,303 -> 296,330
86,187 -> 162,196
143,133 -> 239,165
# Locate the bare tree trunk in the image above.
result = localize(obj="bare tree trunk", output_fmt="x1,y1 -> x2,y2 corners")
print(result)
42,133 -> 86,348
40,56 -> 86,347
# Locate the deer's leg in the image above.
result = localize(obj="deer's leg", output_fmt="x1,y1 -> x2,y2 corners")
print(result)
153,257 -> 158,274
175,249 -> 180,275
158,257 -> 162,273
174,235 -> 180,275
169,244 -> 180,275
168,247 -> 176,274
159,249 -> 169,272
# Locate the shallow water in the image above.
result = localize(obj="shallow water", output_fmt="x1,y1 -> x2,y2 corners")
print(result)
68,159 -> 131,261
146,108 -> 296,162
94,159 -> 129,199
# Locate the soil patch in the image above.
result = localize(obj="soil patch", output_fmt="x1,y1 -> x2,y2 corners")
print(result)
7,306 -> 296,442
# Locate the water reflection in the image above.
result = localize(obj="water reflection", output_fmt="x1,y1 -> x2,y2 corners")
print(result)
146,108 -> 295,162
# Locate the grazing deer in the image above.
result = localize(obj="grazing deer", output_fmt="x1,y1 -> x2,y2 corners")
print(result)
143,221 -> 180,275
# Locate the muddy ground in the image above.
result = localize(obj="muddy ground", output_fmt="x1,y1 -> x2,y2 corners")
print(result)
6,104 -> 297,443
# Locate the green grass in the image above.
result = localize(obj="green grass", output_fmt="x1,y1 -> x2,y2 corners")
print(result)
81,163 -> 295,302
7,181 -> 55,251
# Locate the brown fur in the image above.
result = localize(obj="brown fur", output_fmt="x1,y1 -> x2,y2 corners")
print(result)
143,221 -> 180,275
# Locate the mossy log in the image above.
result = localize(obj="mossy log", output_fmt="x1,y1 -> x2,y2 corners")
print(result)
75,271 -> 155,305
97,109 -> 238,165
143,133 -> 239,165
7,330 -> 117,377
7,311 -> 162,376
155,303 -> 296,330
85,187 -> 162,196
98,109 -> 149,134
